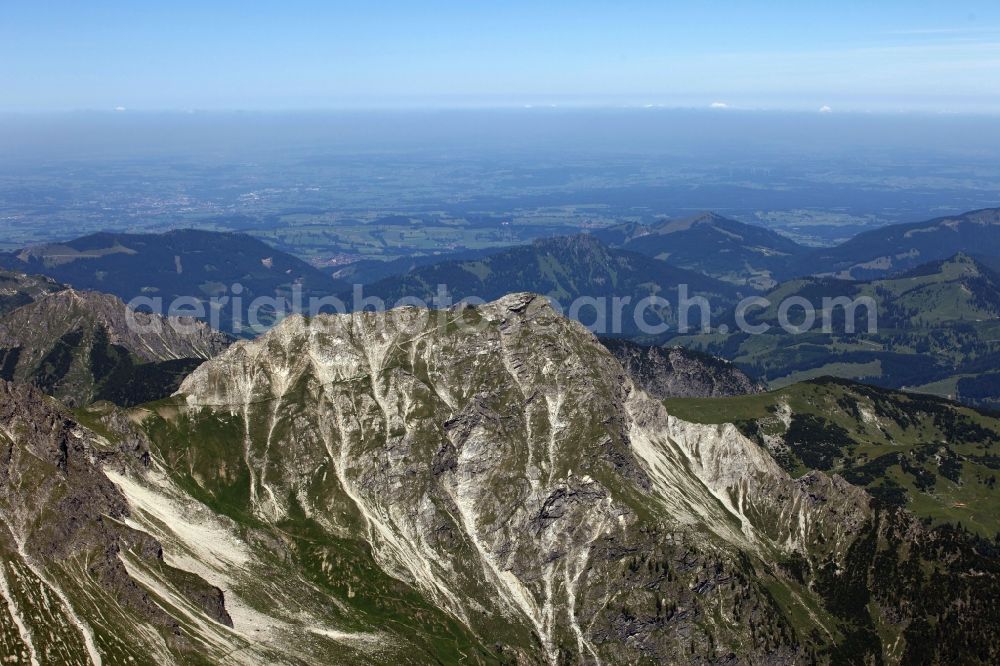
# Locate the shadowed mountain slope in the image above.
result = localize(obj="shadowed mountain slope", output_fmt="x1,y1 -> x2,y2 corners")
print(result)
600,337 -> 764,399
0,289 -> 231,406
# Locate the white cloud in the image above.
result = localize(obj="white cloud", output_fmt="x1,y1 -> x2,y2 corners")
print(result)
709,101 -> 729,109
819,105 -> 832,113
114,106 -> 127,112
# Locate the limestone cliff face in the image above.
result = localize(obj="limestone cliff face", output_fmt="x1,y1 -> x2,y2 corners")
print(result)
164,293 -> 869,663
0,381 -> 230,664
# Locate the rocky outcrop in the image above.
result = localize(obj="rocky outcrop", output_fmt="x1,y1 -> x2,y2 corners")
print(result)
601,338 -> 765,398
0,269 -> 62,316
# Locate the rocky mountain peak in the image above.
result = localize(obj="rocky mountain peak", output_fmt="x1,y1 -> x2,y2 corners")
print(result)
165,293 -> 882,661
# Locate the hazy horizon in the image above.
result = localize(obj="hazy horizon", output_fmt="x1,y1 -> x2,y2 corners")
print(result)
4,107 -> 1000,161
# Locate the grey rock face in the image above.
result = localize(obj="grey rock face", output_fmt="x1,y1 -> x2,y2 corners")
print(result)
169,293 -> 871,663
0,269 -> 62,316
601,338 -> 765,398
0,289 -> 231,363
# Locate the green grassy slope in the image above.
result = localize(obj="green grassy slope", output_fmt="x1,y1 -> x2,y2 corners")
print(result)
666,377 -> 1000,536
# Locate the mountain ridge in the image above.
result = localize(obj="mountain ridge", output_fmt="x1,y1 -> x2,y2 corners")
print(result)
798,207 -> 1000,280
357,234 -> 740,337
595,212 -> 807,289
0,288 -> 231,406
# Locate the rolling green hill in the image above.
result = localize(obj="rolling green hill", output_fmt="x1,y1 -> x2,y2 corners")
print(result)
672,253 -> 1000,406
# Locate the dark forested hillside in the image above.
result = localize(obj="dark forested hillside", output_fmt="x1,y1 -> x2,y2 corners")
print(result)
595,212 -> 807,289
359,234 -> 740,336
0,229 -> 348,335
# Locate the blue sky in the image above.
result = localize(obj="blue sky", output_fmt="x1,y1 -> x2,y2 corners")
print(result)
2,1 -> 999,112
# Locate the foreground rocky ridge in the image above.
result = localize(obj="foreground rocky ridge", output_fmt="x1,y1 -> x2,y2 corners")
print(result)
1,294 -> 998,663
152,292 -> 990,662
171,292 -> 827,662
0,381 -> 231,663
